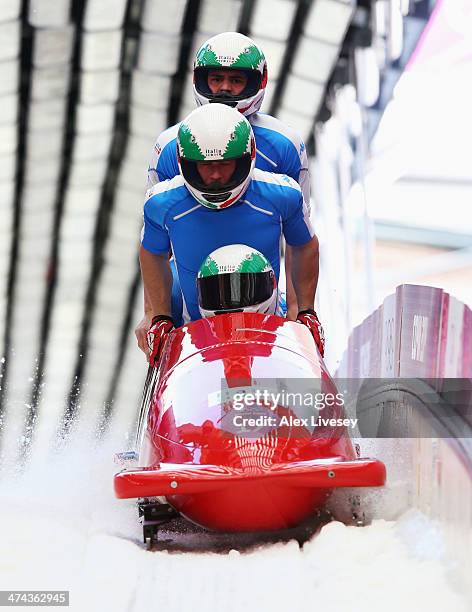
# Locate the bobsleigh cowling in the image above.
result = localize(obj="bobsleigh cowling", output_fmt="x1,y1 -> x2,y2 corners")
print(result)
114,312 -> 386,535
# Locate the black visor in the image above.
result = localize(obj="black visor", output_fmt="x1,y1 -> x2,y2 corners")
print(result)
198,271 -> 274,311
194,67 -> 263,103
180,154 -> 252,197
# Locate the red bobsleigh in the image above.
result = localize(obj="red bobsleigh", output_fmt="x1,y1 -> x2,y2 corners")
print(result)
114,313 -> 385,539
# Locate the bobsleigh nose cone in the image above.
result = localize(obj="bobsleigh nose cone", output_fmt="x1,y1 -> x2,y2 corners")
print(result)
170,479 -> 330,533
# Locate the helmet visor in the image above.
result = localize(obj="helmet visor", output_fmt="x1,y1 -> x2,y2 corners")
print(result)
198,271 -> 275,311
180,154 -> 252,201
194,67 -> 263,103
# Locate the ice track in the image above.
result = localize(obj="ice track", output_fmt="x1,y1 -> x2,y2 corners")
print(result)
0,434 -> 468,612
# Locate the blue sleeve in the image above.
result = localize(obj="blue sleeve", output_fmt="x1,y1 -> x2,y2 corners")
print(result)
141,198 -> 171,254
282,141 -> 302,183
282,135 -> 310,208
156,141 -> 179,182
281,189 -> 314,247
147,138 -> 180,189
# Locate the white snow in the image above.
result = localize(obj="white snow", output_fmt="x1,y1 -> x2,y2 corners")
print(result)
0,434 -> 469,612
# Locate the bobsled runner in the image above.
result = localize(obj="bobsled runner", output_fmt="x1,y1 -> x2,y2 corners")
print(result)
114,313 -> 386,546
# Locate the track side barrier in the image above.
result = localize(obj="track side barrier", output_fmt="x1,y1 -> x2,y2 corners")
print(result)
336,284 -> 472,597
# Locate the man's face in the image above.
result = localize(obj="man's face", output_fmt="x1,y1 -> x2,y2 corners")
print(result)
196,160 -> 236,187
207,69 -> 248,96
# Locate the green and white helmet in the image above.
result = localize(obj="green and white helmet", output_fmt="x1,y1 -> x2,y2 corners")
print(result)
193,32 -> 268,117
197,244 -> 278,318
177,104 -> 256,210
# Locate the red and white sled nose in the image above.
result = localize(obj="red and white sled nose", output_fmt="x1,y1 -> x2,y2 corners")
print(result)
115,457 -> 386,532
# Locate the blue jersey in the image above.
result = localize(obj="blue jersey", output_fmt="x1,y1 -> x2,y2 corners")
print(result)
142,169 -> 314,322
147,112 -> 310,206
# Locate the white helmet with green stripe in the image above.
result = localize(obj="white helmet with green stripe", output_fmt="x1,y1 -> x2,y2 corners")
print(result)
193,32 -> 268,116
197,244 -> 278,318
177,104 -> 256,210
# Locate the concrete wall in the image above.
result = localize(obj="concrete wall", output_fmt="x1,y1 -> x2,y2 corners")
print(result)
336,284 -> 472,598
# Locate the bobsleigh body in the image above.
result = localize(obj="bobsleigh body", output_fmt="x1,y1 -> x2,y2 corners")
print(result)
114,313 -> 385,532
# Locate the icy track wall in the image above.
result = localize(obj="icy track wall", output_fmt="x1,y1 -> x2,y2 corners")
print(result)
337,284 -> 472,596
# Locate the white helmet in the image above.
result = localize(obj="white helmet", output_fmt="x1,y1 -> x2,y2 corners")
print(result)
197,245 -> 278,318
193,32 -> 268,117
177,104 -> 256,210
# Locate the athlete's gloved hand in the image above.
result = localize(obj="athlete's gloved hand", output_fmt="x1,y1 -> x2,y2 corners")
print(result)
296,309 -> 325,357
135,315 -> 151,358
147,315 -> 175,367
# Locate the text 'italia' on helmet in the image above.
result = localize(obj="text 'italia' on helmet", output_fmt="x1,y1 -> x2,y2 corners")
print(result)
193,32 -> 268,117
197,244 -> 278,318
177,104 -> 256,210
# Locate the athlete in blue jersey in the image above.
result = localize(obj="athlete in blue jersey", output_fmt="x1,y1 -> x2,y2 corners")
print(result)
142,171 -> 311,322
148,116 -> 309,206
147,32 -> 310,205
136,32 -> 310,347
140,104 -> 325,367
